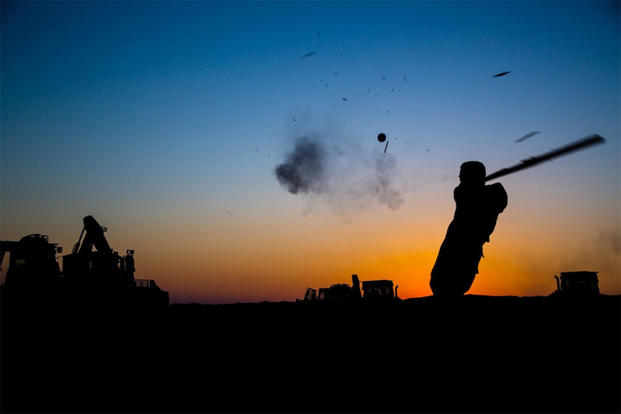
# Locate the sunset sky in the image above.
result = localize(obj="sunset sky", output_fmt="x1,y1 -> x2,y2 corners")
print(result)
2,1 -> 619,303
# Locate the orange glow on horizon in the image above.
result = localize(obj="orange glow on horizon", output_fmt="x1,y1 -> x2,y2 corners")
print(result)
1,186 -> 618,304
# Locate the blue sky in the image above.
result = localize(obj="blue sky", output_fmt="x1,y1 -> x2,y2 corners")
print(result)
2,1 -> 619,302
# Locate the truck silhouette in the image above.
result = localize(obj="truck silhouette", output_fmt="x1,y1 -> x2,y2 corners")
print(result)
1,233 -> 62,289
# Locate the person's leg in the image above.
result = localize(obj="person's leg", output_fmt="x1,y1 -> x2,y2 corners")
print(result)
459,272 -> 477,295
431,272 -> 463,298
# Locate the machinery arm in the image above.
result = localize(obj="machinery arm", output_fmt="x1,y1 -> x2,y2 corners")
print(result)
77,216 -> 113,255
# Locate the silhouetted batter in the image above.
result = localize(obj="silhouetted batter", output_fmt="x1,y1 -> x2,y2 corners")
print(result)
430,161 -> 507,297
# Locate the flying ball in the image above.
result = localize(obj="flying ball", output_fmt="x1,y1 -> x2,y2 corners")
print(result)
377,133 -> 386,142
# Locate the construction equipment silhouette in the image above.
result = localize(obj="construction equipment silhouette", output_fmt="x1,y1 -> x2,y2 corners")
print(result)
0,215 -> 168,309
304,274 -> 399,303
1,234 -> 62,288
552,271 -> 600,297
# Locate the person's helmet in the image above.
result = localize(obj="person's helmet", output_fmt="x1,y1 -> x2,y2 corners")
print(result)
459,161 -> 486,185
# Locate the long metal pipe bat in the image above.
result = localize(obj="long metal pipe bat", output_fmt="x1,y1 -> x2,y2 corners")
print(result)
485,134 -> 606,182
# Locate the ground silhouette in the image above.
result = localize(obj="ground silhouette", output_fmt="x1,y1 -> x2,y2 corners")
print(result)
1,291 -> 619,413
1,210 -> 618,413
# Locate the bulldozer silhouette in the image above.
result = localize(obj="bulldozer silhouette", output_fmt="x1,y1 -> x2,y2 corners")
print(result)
303,274 -> 399,303
552,271 -> 600,297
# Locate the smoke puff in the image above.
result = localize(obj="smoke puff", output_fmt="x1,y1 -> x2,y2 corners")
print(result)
274,132 -> 405,214
598,230 -> 620,255
275,137 -> 326,194
372,153 -> 404,210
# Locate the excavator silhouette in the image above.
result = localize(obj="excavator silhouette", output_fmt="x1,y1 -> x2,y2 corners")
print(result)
1,215 -> 168,309
62,215 -> 136,290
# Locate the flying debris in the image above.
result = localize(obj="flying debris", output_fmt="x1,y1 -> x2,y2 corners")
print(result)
381,76 -> 386,80
366,89 -> 371,94
333,72 -> 339,75
302,51 -> 316,58
391,89 -> 395,93
342,97 -> 348,101
274,135 -> 404,211
493,71 -> 511,78
403,75 -> 408,82
377,133 -> 389,153
486,134 -> 606,181
225,210 -> 233,216
515,131 -> 541,143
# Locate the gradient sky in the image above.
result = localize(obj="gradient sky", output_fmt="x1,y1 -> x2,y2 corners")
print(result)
2,1 -> 620,303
